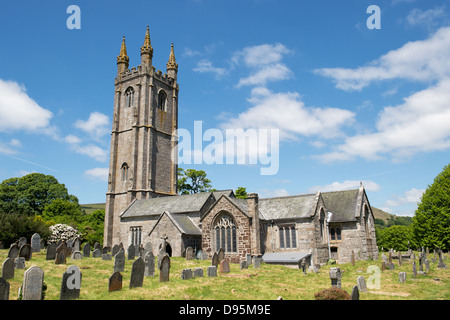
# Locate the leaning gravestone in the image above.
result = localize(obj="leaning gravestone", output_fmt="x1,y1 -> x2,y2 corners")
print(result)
329,267 -> 342,289
55,242 -> 68,264
8,244 -> 19,259
218,248 -> 225,263
46,243 -> 57,260
19,244 -> 32,261
185,247 -> 194,260
18,237 -> 27,247
129,257 -> 145,289
159,254 -> 171,282
220,259 -> 230,273
211,252 -> 219,268
144,251 -> 155,277
22,266 -> 44,300
350,285 -> 359,300
356,276 -> 367,292
31,233 -> 41,253
114,249 -> 125,272
82,243 -> 91,257
109,271 -> 122,292
60,265 -> 82,300
92,248 -> 101,258
1,258 -> 15,280
0,277 -> 10,300
112,244 -> 119,256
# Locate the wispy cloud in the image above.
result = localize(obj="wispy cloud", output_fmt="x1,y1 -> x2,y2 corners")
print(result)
84,167 -> 109,182
193,59 -> 227,78
74,112 -> 110,142
405,6 -> 448,30
308,180 -> 380,193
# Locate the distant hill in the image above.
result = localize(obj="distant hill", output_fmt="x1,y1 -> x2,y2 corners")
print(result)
80,202 -> 410,226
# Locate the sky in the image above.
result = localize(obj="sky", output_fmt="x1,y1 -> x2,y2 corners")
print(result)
0,0 -> 449,217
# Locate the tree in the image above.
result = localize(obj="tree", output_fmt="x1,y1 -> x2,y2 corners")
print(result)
0,173 -> 79,215
177,168 -> 213,194
412,163 -> 450,250
235,187 -> 247,199
377,225 -> 417,251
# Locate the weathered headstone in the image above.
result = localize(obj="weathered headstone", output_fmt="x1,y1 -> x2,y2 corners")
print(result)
14,257 -> 25,269
351,250 -> 355,266
46,243 -> 57,260
144,251 -> 155,277
82,243 -> 91,257
31,233 -> 41,253
181,268 -> 193,280
253,257 -> 261,269
22,266 -> 44,300
218,248 -> 225,263
193,267 -> 204,278
55,242 -> 68,264
92,248 -> 101,258
211,252 -> 219,268
398,251 -> 402,266
1,258 -> 14,280
7,244 -> 19,259
127,244 -> 135,260
112,244 -> 120,257
0,277 -> 10,300
399,272 -> 407,283
350,285 -> 359,300
240,260 -> 248,270
60,265 -> 82,300
438,249 -> 447,269
129,257 -> 145,288
381,261 -> 386,272
18,237 -> 27,247
185,247 -> 194,260
220,259 -> 230,273
207,266 -> 217,277
71,251 -> 82,260
109,271 -> 122,292
246,253 -> 252,265
19,244 -> 32,261
159,254 -> 170,282
329,267 -> 341,289
102,253 -> 112,260
102,246 -> 110,254
94,242 -> 101,251
157,248 -> 165,269
114,249 -> 125,272
412,261 -> 417,278
388,263 -> 395,270
356,276 -> 367,293
425,259 -> 430,272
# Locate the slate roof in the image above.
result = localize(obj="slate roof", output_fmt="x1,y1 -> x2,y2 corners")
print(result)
321,189 -> 361,222
258,194 -> 318,220
148,211 -> 201,236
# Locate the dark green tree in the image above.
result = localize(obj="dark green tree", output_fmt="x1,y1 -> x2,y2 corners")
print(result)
235,187 -> 247,199
412,163 -> 450,250
177,168 -> 213,194
377,225 -> 417,251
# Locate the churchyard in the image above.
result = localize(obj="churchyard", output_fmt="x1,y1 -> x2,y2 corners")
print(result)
0,238 -> 449,300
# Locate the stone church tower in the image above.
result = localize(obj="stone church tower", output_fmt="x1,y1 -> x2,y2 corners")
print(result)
104,27 -> 179,247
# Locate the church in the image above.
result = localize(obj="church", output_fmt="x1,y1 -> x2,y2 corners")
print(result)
103,27 -> 379,266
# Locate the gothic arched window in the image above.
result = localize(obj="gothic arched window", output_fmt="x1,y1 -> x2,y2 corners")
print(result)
214,213 -> 237,253
125,87 -> 135,108
158,90 -> 167,111
121,163 -> 129,182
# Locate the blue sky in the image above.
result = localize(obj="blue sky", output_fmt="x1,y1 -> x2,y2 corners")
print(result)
1,0 -> 449,217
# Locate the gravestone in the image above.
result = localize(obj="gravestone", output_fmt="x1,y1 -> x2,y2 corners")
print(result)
218,248 -> 225,263
73,237 -> 81,252
114,249 -> 125,272
19,244 -> 32,261
14,257 -> 25,269
0,277 -> 9,300
129,257 -> 145,288
102,246 -> 110,254
157,248 -> 165,269
92,248 -> 101,258
82,243 -> 91,257
425,259 -> 430,272
351,250 -> 355,266
8,244 -> 19,259
109,271 -> 122,292
60,265 -> 82,300
350,285 -> 359,300
112,244 -> 120,257
253,257 -> 261,269
399,272 -> 407,283
18,237 -> 27,247
388,263 -> 395,270
329,267 -> 341,289
438,250 -> 447,269
412,261 -> 417,278
55,242 -> 68,264
240,261 -> 248,270
193,267 -> 203,278
31,233 -> 41,253
211,252 -> 219,268
71,251 -> 82,260
185,247 -> 194,260
159,254 -> 170,282
381,261 -> 386,272
144,251 -> 155,277
127,244 -> 135,260
356,276 -> 367,293
181,268 -> 193,280
94,242 -> 101,251
102,253 -> 112,260
22,266 -> 44,300
1,258 -> 14,280
220,259 -> 230,273
46,243 -> 57,260
246,254 -> 252,266
207,266 -> 217,277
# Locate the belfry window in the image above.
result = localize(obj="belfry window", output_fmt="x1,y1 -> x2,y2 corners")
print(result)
121,163 -> 129,182
125,87 -> 134,108
158,90 -> 167,111
214,213 -> 237,253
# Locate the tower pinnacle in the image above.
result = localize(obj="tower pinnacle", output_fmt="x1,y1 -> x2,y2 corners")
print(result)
166,43 -> 178,79
117,36 -> 129,75
141,26 -> 153,68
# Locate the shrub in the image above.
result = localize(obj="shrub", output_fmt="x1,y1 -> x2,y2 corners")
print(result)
314,287 -> 350,300
48,223 -> 81,244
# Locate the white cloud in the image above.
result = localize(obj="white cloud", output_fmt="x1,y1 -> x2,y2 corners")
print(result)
74,112 -> 110,141
405,7 -> 447,30
0,79 -> 53,132
232,43 -> 291,67
314,26 -> 450,91
258,188 -> 290,198
0,139 -> 21,155
236,63 -> 293,88
64,134 -> 108,162
222,88 -> 355,141
193,59 -> 227,78
384,187 -> 425,207
84,167 -> 109,182
308,180 -> 380,193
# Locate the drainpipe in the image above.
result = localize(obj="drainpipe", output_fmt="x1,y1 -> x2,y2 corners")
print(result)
327,212 -> 333,260
271,220 -> 274,253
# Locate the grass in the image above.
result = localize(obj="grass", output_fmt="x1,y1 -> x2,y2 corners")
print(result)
1,249 -> 449,300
